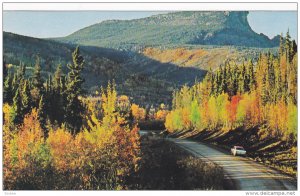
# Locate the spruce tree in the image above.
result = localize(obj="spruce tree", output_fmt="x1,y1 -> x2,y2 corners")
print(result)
31,56 -> 44,107
279,33 -> 284,57
274,58 -> 282,102
216,68 -> 222,95
222,62 -> 228,93
260,75 -> 269,105
64,46 -> 85,132
21,80 -> 31,115
44,75 -> 53,121
285,30 -> 292,62
37,95 -> 47,136
50,64 -> 66,124
291,40 -> 297,59
213,71 -> 220,95
238,63 -> 245,94
10,88 -> 23,126
15,63 -> 26,91
287,47 -> 297,104
3,59 -> 7,79
17,63 -> 26,81
209,68 -> 215,95
232,63 -> 239,95
54,64 -> 63,89
11,74 -> 18,95
267,54 -> 276,102
4,72 -> 13,104
247,60 -> 255,92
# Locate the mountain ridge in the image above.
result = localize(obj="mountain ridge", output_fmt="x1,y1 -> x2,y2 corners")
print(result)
56,11 -> 279,48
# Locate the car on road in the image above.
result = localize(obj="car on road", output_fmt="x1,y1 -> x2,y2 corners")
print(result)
231,146 -> 246,156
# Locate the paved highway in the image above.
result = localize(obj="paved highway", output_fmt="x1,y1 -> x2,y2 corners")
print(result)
168,138 -> 297,190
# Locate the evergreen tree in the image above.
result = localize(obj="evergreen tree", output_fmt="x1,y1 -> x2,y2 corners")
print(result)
3,59 -> 7,79
279,33 -> 284,57
261,75 -> 269,106
31,56 -> 44,106
45,75 -> 54,122
285,30 -> 292,62
232,63 -> 239,95
291,40 -> 297,59
4,72 -> 13,104
209,68 -> 216,95
216,68 -> 222,95
238,63 -> 245,94
15,63 -> 26,91
226,63 -> 233,96
247,60 -> 255,91
11,74 -> 18,95
49,64 -> 66,124
37,95 -> 47,137
32,56 -> 43,89
10,88 -> 23,126
287,52 -> 297,104
203,69 -> 213,97
17,63 -> 26,81
273,58 -> 282,102
53,64 -> 63,89
64,47 -> 85,132
267,54 -> 276,102
222,62 -> 228,93
21,80 -> 31,115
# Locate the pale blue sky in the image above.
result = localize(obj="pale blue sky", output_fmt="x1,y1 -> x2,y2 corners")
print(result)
247,11 -> 297,40
3,11 -> 297,40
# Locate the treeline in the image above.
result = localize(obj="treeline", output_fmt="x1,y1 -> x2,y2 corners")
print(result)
165,32 -> 297,143
3,47 -> 141,189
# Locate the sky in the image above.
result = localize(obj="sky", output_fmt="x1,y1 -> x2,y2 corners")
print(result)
3,11 -> 297,40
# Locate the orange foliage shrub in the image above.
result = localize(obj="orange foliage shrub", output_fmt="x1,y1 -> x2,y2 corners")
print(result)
155,109 -> 169,121
47,128 -> 74,170
131,104 -> 146,121
14,109 -> 44,169
4,109 -> 52,190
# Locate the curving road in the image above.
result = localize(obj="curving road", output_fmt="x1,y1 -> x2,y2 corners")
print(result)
168,138 -> 297,190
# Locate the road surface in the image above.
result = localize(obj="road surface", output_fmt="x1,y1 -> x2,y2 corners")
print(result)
168,138 -> 297,190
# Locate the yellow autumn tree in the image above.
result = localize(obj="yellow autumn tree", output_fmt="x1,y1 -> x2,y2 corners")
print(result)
131,104 -> 146,121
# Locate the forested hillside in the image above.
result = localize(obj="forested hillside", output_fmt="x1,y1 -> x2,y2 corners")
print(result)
3,32 -> 204,105
3,46 -> 222,190
165,32 -> 297,176
58,11 -> 279,48
3,11 -> 283,107
5,31 -> 275,106
142,46 -> 277,70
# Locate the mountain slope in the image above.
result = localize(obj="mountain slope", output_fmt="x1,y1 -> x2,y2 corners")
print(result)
3,32 -> 207,106
57,11 -> 279,48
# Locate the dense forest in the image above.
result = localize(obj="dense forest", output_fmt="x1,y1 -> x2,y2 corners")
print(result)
2,9 -> 298,190
2,29 -> 298,189
165,33 -> 298,176
4,31 -> 279,107
165,32 -> 297,175
3,44 -> 222,189
3,47 -> 142,189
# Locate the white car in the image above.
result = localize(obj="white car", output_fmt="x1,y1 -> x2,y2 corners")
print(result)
231,146 -> 246,156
